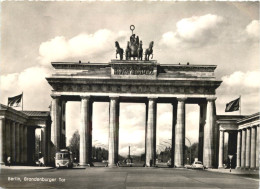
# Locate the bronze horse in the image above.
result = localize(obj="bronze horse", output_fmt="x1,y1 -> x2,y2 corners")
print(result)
137,41 -> 143,60
115,41 -> 124,60
145,41 -> 154,61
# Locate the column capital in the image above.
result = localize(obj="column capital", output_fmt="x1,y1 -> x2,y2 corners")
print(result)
80,95 -> 91,100
206,97 -> 217,101
51,94 -> 61,99
109,96 -> 119,100
148,97 -> 157,101
177,97 -> 187,102
0,116 -> 5,120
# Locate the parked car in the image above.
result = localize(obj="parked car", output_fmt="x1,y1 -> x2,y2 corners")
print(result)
191,161 -> 205,170
184,164 -> 192,169
167,159 -> 171,167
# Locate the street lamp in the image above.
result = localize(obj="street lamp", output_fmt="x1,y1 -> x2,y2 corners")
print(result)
185,137 -> 192,164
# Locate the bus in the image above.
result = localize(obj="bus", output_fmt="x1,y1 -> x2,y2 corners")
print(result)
55,149 -> 73,168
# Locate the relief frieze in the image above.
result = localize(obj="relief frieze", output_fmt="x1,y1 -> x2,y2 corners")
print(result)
54,83 -> 215,95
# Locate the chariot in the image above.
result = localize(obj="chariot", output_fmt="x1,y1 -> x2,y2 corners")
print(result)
115,25 -> 154,61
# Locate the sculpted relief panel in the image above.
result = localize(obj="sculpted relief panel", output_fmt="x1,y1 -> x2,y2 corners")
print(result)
112,64 -> 154,75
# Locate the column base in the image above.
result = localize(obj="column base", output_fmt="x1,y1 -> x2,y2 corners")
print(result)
205,167 -> 215,169
174,165 -> 184,168
79,162 -> 94,167
235,166 -> 241,169
108,163 -> 119,168
218,166 -> 225,169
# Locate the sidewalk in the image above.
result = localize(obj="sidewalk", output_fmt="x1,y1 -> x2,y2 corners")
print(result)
0,165 -> 53,170
206,168 -> 259,175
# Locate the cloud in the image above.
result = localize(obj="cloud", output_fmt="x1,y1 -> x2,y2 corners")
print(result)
216,71 -> 260,115
246,20 -> 260,39
160,14 -> 224,49
0,66 -> 52,110
38,29 -> 127,66
222,71 -> 260,89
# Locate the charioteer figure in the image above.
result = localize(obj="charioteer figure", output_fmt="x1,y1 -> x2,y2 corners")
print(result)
115,25 -> 154,61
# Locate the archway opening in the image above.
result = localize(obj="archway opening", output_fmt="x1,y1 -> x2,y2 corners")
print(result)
185,104 -> 200,165
156,103 -> 172,167
119,103 -> 146,167
92,102 -> 109,166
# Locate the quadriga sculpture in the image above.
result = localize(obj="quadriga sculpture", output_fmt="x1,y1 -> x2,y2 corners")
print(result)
125,34 -> 143,60
115,41 -> 124,60
145,41 -> 154,61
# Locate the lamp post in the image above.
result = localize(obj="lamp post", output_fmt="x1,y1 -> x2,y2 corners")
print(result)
185,137 -> 192,164
228,155 -> 233,172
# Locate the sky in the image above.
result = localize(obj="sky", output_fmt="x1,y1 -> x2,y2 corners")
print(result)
0,2 -> 259,157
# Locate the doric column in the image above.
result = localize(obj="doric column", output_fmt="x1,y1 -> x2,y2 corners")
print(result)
80,96 -> 93,166
236,130 -> 241,169
30,128 -> 36,164
174,98 -> 186,168
20,125 -> 24,164
51,95 -> 61,152
60,101 -> 67,149
241,129 -> 246,168
245,128 -> 251,168
5,120 -> 11,161
145,102 -> 148,166
198,103 -> 206,162
171,102 -> 177,167
218,130 -> 224,168
256,126 -> 259,168
250,126 -> 256,169
47,124 -> 51,164
23,126 -> 27,164
203,97 -> 216,168
108,96 -> 119,167
41,126 -> 47,165
15,123 -> 20,163
11,122 -> 16,164
145,98 -> 157,167
0,117 -> 5,165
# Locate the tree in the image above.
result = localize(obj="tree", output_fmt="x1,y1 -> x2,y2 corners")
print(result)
69,130 -> 80,162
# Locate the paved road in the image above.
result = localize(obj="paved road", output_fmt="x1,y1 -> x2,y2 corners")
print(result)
0,167 -> 259,189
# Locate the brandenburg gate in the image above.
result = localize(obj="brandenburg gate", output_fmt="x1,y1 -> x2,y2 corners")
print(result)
46,27 -> 222,168
46,60 -> 222,168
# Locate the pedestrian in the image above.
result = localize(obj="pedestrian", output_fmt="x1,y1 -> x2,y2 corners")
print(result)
7,156 -> 11,167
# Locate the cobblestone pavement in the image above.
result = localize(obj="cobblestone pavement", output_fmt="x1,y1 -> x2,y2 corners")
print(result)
0,167 -> 259,189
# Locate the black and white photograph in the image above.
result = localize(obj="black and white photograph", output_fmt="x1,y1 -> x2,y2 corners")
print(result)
0,1 -> 259,188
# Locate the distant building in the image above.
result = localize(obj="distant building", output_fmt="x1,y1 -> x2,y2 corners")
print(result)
217,112 -> 259,169
0,104 -> 51,165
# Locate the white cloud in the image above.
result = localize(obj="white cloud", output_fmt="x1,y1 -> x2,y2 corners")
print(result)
217,70 -> 260,115
246,20 -> 260,39
0,66 -> 52,110
176,14 -> 224,41
0,73 -> 19,91
222,71 -> 260,88
38,29 -> 127,66
160,14 -> 224,48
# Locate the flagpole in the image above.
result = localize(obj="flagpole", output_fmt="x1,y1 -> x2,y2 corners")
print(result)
239,95 -> 241,115
22,92 -> 24,111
